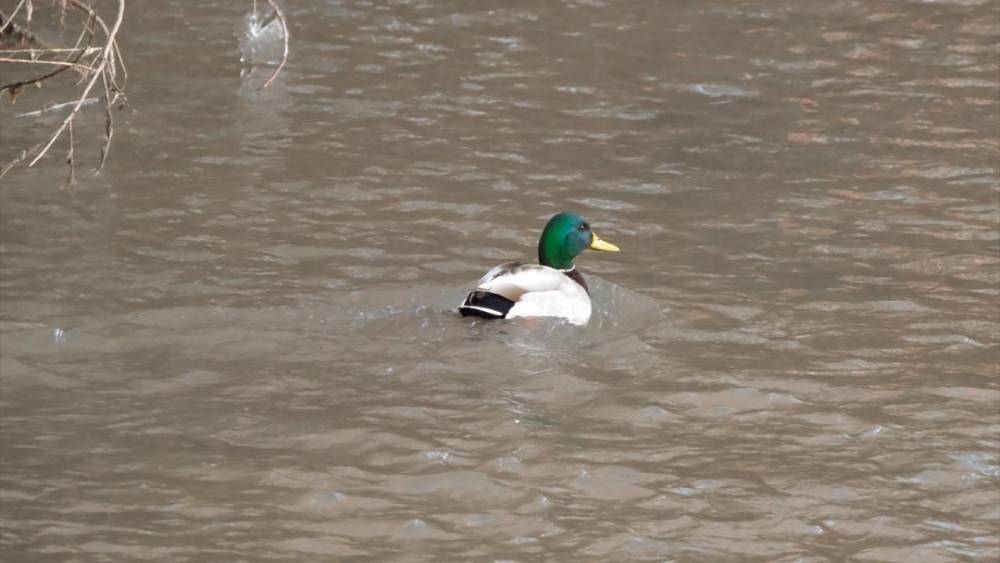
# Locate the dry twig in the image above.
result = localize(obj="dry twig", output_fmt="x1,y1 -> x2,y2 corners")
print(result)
1,5 -> 45,46
261,0 -> 288,89
0,1 -> 29,35
1,0 -> 127,179
67,118 -> 76,186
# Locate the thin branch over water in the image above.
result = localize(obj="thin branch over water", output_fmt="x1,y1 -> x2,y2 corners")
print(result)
261,0 -> 289,90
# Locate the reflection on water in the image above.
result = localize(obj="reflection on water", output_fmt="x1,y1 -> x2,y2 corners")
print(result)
1,0 -> 997,560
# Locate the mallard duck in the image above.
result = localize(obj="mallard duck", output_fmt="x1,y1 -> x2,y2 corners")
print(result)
459,212 -> 619,325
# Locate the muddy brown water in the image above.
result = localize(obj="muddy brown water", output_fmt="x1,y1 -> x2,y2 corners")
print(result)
1,1 -> 997,561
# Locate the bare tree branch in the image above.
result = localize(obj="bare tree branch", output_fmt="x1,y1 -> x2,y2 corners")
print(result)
0,57 -> 98,72
261,0 -> 288,89
97,62 -> 114,171
0,0 -> 126,180
0,1 -> 28,35
0,144 -> 39,177
0,47 -> 101,54
27,0 -> 122,168
1,4 -> 47,46
67,118 -> 76,186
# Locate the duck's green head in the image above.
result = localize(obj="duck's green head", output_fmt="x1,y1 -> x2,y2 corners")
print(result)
537,212 -> 619,270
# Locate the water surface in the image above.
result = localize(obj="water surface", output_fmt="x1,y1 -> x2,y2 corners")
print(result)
1,0 -> 997,561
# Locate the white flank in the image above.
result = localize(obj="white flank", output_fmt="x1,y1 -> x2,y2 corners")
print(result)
472,262 -> 592,325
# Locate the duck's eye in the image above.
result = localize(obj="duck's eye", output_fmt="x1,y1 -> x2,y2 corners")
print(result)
579,223 -> 589,231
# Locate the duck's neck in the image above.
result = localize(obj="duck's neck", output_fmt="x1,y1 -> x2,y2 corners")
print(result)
538,239 -> 575,270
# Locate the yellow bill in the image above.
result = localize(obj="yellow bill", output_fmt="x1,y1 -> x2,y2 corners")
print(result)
589,232 -> 620,252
